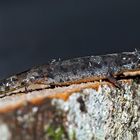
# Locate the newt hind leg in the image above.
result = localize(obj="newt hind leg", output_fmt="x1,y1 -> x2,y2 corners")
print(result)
106,72 -> 122,88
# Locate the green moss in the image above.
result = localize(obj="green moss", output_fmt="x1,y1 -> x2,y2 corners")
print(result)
68,130 -> 76,140
44,125 -> 66,140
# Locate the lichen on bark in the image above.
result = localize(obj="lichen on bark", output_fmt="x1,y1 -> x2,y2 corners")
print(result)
53,79 -> 140,140
0,79 -> 140,140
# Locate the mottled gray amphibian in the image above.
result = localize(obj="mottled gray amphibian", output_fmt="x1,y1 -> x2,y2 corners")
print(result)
0,51 -> 140,97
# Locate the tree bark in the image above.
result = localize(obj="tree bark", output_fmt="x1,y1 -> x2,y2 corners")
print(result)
0,78 -> 139,140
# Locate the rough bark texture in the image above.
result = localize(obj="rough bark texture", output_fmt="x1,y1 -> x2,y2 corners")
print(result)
0,78 -> 140,140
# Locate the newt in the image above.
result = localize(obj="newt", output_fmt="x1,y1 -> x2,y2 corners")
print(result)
0,51 -> 140,97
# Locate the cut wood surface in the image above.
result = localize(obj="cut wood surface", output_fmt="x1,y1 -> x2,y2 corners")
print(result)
0,78 -> 140,140
0,82 -> 102,114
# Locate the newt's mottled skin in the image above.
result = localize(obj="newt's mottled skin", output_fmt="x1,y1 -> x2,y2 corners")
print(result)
0,51 -> 140,96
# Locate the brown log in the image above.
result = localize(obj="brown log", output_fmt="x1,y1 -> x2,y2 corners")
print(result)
0,51 -> 140,140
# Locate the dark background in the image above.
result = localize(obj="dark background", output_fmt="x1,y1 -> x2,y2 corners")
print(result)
0,0 -> 140,79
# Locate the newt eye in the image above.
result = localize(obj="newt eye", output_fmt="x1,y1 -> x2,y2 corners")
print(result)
10,76 -> 18,82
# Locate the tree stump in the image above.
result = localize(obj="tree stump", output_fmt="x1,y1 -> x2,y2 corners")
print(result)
0,51 -> 140,140
0,79 -> 140,140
